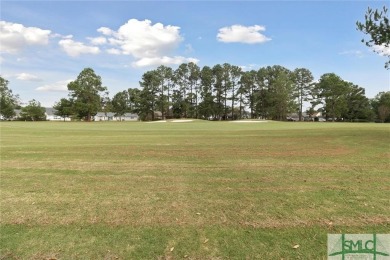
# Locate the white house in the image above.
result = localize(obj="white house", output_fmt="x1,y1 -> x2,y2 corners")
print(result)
121,113 -> 139,121
45,108 -> 71,121
94,112 -> 138,121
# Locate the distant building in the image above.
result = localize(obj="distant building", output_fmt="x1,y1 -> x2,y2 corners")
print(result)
94,112 -> 139,121
8,108 -> 138,121
45,108 -> 71,121
286,112 -> 323,121
304,112 -> 323,121
14,109 -> 22,120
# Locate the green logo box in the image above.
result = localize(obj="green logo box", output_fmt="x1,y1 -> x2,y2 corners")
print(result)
328,234 -> 390,259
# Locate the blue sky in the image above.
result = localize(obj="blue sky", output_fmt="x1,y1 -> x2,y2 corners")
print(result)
1,1 -> 389,107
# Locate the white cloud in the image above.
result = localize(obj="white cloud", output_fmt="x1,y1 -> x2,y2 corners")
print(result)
217,24 -> 271,44
97,27 -> 114,36
58,36 -> 100,57
99,19 -> 183,59
372,44 -> 390,56
1,19 -> 197,67
16,73 -> 42,81
50,33 -> 63,39
239,64 -> 261,71
88,36 -> 107,45
339,50 -> 364,58
132,56 -> 199,68
107,48 -> 121,55
36,79 -> 72,92
0,21 -> 51,53
96,19 -> 199,67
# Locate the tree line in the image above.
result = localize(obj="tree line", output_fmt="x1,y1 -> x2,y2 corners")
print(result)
1,64 -> 389,122
52,64 -> 390,123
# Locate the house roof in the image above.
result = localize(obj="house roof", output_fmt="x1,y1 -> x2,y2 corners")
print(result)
45,107 -> 57,116
287,112 -> 322,118
124,113 -> 137,117
95,112 -> 138,117
96,112 -> 115,117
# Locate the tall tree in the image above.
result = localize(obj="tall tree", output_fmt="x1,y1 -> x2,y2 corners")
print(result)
128,88 -> 142,115
198,66 -> 215,119
293,68 -> 314,121
240,70 -> 257,119
371,91 -> 390,122
237,76 -> 248,119
67,68 -> 107,121
342,83 -> 373,121
256,66 -> 296,120
222,63 -> 232,119
316,73 -> 349,121
171,89 -> 185,118
0,76 -> 19,120
265,66 -> 296,120
139,70 -> 161,121
111,90 -> 130,119
20,99 -> 46,121
187,62 -> 201,118
212,64 -> 225,120
230,65 -> 242,120
256,67 -> 270,119
357,6 -> 390,68
157,65 -> 174,119
53,98 -> 74,121
175,63 -> 190,118
101,90 -> 112,118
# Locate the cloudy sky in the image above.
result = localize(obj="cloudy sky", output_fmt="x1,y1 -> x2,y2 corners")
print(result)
1,1 -> 389,107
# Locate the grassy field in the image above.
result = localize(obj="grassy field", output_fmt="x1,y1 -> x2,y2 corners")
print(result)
0,120 -> 389,259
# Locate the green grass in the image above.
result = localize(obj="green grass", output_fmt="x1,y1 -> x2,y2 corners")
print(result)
1,121 -> 389,259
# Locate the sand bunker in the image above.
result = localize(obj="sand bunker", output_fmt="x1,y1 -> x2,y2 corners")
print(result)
145,120 -> 167,123
171,120 -> 194,123
230,120 -> 268,123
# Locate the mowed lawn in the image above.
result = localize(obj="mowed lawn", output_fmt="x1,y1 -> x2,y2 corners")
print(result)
0,121 -> 389,259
